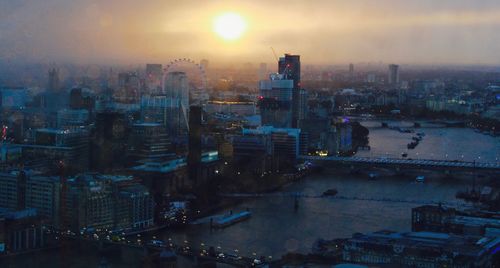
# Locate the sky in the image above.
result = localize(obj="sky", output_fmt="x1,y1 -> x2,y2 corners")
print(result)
1,0 -> 500,66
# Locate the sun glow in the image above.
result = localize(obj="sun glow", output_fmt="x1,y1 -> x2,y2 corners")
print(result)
213,12 -> 247,41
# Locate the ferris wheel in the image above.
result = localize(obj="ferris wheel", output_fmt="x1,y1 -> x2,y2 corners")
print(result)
162,58 -> 207,94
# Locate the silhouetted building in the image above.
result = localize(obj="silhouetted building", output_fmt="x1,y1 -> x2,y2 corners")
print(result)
47,68 -> 60,92
188,106 -> 202,184
91,112 -> 128,172
388,64 -> 400,86
146,64 -> 163,91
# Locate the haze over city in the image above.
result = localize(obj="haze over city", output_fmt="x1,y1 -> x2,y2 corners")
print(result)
0,1 -> 499,267
2,0 -> 500,65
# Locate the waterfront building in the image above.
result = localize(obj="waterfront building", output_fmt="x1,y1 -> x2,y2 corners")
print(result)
342,230 -> 499,267
412,205 -> 500,237
0,171 -> 60,227
63,174 -> 154,232
0,208 -> 45,254
240,126 -> 307,160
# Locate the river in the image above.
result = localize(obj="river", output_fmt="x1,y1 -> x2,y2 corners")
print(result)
2,120 -> 498,267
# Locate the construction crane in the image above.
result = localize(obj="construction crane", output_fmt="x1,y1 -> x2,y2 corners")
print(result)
270,47 -> 279,63
270,47 -> 291,79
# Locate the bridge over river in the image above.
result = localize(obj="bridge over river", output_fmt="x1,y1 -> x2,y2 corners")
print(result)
299,155 -> 500,173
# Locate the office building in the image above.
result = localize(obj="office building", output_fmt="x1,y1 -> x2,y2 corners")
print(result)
278,54 -> 301,128
91,111 -> 128,172
22,128 -> 89,171
141,95 -> 186,138
63,174 -> 153,232
146,64 -> 163,91
388,64 -> 400,85
116,72 -> 141,103
0,172 -> 61,227
56,109 -> 89,129
349,63 -> 354,80
0,208 -> 46,254
128,122 -> 171,164
259,74 -> 294,128
47,68 -> 60,92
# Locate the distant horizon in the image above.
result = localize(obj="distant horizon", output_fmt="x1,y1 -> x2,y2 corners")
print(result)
2,1 -> 500,65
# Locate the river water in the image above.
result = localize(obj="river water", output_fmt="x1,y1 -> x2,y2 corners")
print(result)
2,121 -> 498,266
158,121 -> 498,258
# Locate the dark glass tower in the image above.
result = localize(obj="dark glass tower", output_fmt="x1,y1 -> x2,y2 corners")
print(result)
278,54 -> 301,128
188,106 -> 202,184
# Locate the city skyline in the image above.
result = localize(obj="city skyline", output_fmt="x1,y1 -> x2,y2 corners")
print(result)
2,0 -> 500,65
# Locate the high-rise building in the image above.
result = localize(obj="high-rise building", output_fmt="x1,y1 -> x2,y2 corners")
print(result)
47,68 -> 60,92
164,72 -> 189,131
278,54 -> 301,128
116,72 -> 141,103
0,172 -> 61,227
187,106 -> 202,184
141,95 -> 187,138
388,64 -> 400,85
259,74 -> 294,128
22,128 -> 90,171
146,64 -> 163,92
128,122 -> 171,164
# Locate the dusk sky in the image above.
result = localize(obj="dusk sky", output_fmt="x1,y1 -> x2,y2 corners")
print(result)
1,0 -> 500,65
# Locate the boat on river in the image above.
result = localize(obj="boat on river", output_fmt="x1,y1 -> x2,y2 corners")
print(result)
322,189 -> 338,196
212,211 -> 251,228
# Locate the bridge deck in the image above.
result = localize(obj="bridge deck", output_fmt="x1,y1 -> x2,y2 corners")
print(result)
299,155 -> 500,170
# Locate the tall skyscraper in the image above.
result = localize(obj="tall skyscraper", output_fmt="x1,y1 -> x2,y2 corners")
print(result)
164,72 -> 189,134
388,64 -> 400,85
48,68 -> 60,92
278,54 -> 301,128
259,74 -> 294,128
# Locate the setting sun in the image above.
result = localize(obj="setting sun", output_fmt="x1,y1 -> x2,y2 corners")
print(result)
213,12 -> 247,41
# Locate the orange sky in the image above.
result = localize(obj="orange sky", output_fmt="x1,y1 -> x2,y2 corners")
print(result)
1,0 -> 500,65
